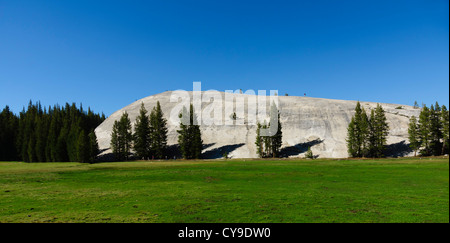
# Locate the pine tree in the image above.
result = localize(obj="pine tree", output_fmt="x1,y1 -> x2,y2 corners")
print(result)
35,114 -> 49,162
254,103 -> 283,158
110,120 -> 121,160
190,123 -> 203,159
441,105 -> 449,155
177,104 -> 202,159
346,117 -> 358,157
367,109 -> 377,157
150,101 -> 168,159
373,104 -> 389,157
56,124 -> 69,162
270,103 -> 283,158
188,104 -> 203,159
76,130 -> 90,163
110,112 -> 132,161
0,109 -> 6,160
27,136 -> 36,162
262,122 -> 271,157
418,105 -> 432,156
121,112 -> 133,160
408,116 -> 420,157
347,101 -> 369,157
409,103 -> 449,156
255,122 -> 263,158
88,131 -> 99,163
16,109 -> 25,161
346,102 -> 388,158
0,106 -> 18,161
133,103 -> 151,159
359,107 -> 369,157
22,101 -> 37,162
429,103 -> 443,155
47,112 -> 60,162
177,106 -> 190,159
355,102 -> 368,157
67,118 -> 82,162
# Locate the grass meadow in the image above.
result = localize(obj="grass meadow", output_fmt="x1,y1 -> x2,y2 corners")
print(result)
0,157 -> 448,223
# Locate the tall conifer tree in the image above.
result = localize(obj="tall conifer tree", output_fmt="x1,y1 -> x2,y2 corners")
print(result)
255,103 -> 283,158
177,106 -> 190,159
76,130 -> 90,163
373,104 -> 389,157
110,120 -> 121,160
110,112 -> 132,161
367,109 -> 377,157
189,104 -> 203,159
255,122 -> 263,158
133,103 -> 151,159
270,103 -> 283,158
347,101 -> 369,157
88,131 -> 99,163
441,105 -> 449,155
429,103 -> 443,155
408,116 -> 420,157
418,105 -> 432,156
346,117 -> 358,157
177,104 -> 202,159
150,101 -> 168,159
262,122 -> 271,157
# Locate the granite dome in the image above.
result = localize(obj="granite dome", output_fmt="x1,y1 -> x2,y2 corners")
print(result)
95,91 -> 420,159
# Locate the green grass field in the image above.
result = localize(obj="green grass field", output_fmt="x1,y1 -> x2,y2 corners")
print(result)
0,157 -> 448,223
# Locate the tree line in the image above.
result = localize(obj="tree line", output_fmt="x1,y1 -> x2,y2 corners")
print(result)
111,101 -> 285,161
0,101 -> 105,162
110,101 -> 203,160
408,102 -> 449,156
5,99 -> 444,162
346,102 -> 390,158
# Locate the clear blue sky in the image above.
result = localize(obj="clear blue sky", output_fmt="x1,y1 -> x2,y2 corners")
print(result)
1,0 -> 448,116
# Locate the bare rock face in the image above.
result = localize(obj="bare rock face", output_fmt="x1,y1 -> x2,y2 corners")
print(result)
95,91 -> 420,159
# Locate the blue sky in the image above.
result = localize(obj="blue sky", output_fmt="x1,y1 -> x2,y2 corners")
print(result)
1,0 -> 448,116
